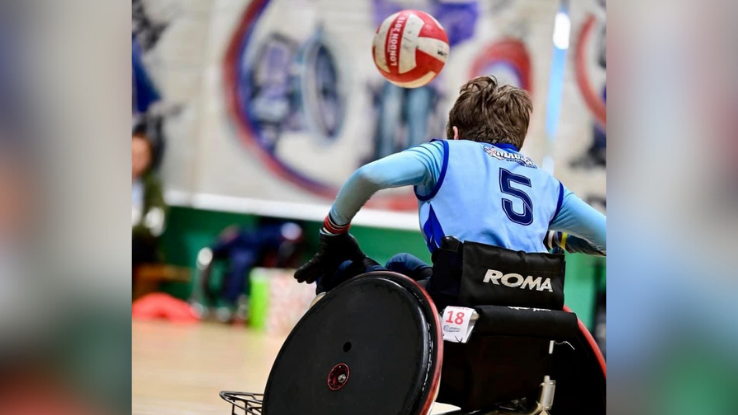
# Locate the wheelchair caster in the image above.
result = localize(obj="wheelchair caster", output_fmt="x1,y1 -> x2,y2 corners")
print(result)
219,391 -> 263,415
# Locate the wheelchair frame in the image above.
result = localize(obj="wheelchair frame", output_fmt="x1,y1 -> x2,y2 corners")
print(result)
219,272 -> 605,415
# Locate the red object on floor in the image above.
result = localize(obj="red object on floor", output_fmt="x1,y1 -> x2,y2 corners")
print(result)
132,292 -> 200,324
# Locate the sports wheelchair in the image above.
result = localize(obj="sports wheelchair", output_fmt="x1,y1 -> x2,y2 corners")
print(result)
220,238 -> 606,415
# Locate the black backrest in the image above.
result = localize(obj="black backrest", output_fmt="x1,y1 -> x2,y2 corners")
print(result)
459,241 -> 566,309
434,240 -> 577,411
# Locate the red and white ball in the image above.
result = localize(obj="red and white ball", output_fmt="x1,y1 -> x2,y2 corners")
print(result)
372,10 -> 450,88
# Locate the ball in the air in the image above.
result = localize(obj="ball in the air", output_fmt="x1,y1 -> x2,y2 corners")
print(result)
372,9 -> 450,88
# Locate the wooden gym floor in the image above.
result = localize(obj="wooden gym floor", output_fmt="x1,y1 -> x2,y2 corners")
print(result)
132,320 -> 458,415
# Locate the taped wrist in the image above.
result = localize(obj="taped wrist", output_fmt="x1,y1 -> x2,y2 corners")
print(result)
322,214 -> 350,235
544,231 -> 568,254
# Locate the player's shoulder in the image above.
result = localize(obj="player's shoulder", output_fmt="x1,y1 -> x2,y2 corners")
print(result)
421,139 -> 447,150
406,140 -> 446,158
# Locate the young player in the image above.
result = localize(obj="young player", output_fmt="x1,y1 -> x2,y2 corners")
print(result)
294,76 -> 605,294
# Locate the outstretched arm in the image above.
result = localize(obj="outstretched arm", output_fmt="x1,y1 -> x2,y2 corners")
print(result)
294,142 -> 444,285
549,187 -> 606,255
323,141 -> 444,233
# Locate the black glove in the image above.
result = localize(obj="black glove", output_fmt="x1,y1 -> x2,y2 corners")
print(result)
294,232 -> 366,284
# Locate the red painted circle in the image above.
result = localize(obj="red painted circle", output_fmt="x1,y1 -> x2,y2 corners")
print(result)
575,15 -> 606,128
326,363 -> 350,391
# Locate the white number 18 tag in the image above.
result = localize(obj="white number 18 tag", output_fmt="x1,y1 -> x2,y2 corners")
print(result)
441,306 -> 476,343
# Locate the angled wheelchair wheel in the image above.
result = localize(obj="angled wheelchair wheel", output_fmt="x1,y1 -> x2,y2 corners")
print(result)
548,306 -> 607,415
263,272 -> 443,415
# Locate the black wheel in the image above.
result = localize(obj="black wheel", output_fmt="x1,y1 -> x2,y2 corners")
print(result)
549,309 -> 607,415
263,272 -> 443,415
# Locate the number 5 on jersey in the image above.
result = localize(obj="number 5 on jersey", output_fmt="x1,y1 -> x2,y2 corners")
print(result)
499,168 -> 533,225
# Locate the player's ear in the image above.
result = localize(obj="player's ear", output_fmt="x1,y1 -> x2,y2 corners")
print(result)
452,126 -> 460,140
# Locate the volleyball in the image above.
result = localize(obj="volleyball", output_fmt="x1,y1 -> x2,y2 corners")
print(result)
372,10 -> 450,88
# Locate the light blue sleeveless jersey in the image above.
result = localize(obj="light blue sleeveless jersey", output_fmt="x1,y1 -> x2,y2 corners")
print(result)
416,140 -> 563,253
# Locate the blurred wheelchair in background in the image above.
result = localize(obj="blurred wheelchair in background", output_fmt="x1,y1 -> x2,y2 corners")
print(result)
190,221 -> 304,323
220,239 -> 606,415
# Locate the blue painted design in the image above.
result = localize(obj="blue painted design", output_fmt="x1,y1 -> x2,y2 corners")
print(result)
433,1 -> 479,46
229,0 -> 337,193
371,81 -> 441,160
594,85 -> 607,149
132,36 -> 161,115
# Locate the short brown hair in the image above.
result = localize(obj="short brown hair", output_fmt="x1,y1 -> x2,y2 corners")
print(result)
446,76 -> 533,149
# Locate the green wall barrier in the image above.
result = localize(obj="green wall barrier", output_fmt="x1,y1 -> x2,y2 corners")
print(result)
159,206 -> 604,328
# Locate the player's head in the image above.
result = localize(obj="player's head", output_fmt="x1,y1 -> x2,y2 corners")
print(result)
132,131 -> 153,179
446,76 -> 532,149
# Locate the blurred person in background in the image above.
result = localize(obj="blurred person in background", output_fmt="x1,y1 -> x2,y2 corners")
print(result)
0,3 -> 33,271
0,0 -> 37,355
0,147 -> 34,279
132,34 -> 167,280
131,124 -> 166,270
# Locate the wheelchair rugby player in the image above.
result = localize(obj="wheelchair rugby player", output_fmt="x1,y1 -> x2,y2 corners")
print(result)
220,76 -> 606,415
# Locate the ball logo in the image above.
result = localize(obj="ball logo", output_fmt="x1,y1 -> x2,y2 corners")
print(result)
387,15 -> 406,67
483,269 -> 553,292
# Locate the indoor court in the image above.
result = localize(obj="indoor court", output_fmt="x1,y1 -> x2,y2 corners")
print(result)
131,0 -> 607,414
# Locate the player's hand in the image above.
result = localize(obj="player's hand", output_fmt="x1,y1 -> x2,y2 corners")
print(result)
294,232 -> 366,284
